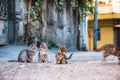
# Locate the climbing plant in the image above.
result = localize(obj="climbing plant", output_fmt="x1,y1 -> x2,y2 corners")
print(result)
24,0 -> 95,34
23,0 -> 95,46
24,0 -> 46,45
57,0 -> 95,21
56,0 -> 95,50
24,0 -> 44,26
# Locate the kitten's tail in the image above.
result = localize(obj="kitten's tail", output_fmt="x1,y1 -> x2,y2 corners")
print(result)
8,60 -> 18,62
66,53 -> 73,59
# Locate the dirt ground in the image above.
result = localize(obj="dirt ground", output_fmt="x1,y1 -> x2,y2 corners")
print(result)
0,45 -> 120,80
0,60 -> 120,80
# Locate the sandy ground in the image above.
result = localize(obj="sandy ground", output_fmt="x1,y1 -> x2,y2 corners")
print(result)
0,61 -> 120,80
0,45 -> 120,80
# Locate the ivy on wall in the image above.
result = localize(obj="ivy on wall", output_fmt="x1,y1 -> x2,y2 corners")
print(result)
24,0 -> 95,34
23,0 -> 95,46
24,0 -> 46,45
24,0 -> 44,26
58,0 -> 95,20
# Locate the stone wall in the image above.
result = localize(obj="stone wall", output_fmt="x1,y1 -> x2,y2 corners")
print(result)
15,0 -> 78,51
0,0 -> 8,45
0,19 -> 8,44
46,1 -> 77,51
16,0 -> 28,36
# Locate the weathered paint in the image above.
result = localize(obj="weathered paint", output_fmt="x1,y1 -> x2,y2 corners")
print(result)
88,20 -> 114,50
88,13 -> 120,20
0,19 -> 8,45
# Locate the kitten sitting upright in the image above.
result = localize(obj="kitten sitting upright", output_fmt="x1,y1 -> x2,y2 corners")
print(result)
55,46 -> 73,64
18,43 -> 36,63
38,42 -> 48,63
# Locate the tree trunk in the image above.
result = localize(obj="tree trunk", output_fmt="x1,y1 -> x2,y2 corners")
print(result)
39,0 -> 47,42
28,0 -> 31,21
25,0 -> 32,45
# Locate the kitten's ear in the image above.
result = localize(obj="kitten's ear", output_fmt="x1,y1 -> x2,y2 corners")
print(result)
45,55 -> 47,58
29,43 -> 36,47
113,48 -> 115,50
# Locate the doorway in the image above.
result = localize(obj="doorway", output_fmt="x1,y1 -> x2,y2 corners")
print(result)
114,25 -> 120,50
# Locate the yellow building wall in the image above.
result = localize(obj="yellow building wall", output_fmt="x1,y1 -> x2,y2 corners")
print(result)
88,20 -> 114,51
88,27 -> 93,51
97,27 -> 113,48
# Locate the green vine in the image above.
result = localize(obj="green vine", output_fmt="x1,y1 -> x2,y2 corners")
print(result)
24,0 -> 95,27
23,0 -> 95,45
23,0 -> 45,44
58,0 -> 66,10
24,0 -> 44,25
57,0 -> 95,21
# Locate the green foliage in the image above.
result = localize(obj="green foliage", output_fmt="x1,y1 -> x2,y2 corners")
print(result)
24,0 -> 44,26
24,0 -> 95,26
76,0 -> 95,21
23,0 -> 45,44
71,0 -> 78,9
47,40 -> 57,49
30,0 -> 43,22
58,0 -> 66,10
58,0 -> 95,21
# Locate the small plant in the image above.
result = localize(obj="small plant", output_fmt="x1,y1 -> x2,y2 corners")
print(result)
47,40 -> 57,49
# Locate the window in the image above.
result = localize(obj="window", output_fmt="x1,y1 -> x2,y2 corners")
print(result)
97,28 -> 101,41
